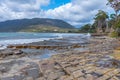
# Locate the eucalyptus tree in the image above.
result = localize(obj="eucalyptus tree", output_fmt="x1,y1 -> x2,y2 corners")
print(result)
107,0 -> 120,18
107,0 -> 120,36
94,10 -> 109,33
109,14 -> 116,28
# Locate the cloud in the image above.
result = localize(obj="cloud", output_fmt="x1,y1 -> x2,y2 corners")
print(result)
0,0 -> 50,21
0,0 -> 113,27
43,0 -> 113,27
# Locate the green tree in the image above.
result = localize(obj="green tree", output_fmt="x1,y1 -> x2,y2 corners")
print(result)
107,0 -> 120,18
107,0 -> 120,36
79,24 -> 96,33
79,24 -> 91,33
94,10 -> 109,33
109,14 -> 116,29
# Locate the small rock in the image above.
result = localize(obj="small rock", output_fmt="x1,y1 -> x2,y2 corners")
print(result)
14,50 -> 23,55
54,65 -> 61,70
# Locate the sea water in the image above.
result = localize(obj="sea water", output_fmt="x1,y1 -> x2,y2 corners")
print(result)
0,32 -> 90,49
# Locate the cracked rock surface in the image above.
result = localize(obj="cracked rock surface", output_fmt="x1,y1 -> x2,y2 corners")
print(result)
0,36 -> 120,80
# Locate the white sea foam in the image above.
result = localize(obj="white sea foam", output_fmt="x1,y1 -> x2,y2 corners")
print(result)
87,33 -> 91,37
0,33 -> 91,50
0,38 -> 54,50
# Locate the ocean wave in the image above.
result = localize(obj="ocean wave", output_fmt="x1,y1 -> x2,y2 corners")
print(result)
0,38 -> 54,50
0,33 -> 90,50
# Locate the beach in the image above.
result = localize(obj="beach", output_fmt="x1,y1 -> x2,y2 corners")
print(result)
0,34 -> 120,80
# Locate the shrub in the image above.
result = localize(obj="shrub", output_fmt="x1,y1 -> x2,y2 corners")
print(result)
109,31 -> 118,38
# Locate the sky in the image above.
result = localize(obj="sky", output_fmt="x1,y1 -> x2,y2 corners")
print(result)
0,0 -> 114,27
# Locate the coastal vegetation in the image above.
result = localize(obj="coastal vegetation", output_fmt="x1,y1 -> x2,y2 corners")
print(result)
80,0 -> 120,37
0,0 -> 119,35
20,25 -> 78,33
78,24 -> 96,33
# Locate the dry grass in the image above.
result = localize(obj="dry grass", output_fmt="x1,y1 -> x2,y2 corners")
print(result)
111,47 -> 120,60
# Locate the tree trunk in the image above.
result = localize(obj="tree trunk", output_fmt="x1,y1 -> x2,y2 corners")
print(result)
105,19 -> 109,33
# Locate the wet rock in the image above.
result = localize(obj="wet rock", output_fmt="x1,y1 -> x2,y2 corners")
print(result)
94,55 -> 120,68
0,49 -> 24,58
24,68 -> 40,79
14,50 -> 23,55
1,74 -> 24,80
19,62 -> 41,79
0,66 -> 7,73
0,60 -> 15,73
0,58 -> 42,80
1,77 -> 13,80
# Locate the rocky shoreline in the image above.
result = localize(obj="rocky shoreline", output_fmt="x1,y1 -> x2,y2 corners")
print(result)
0,36 -> 120,80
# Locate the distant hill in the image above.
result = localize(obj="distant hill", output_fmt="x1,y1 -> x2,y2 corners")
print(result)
0,18 -> 75,32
